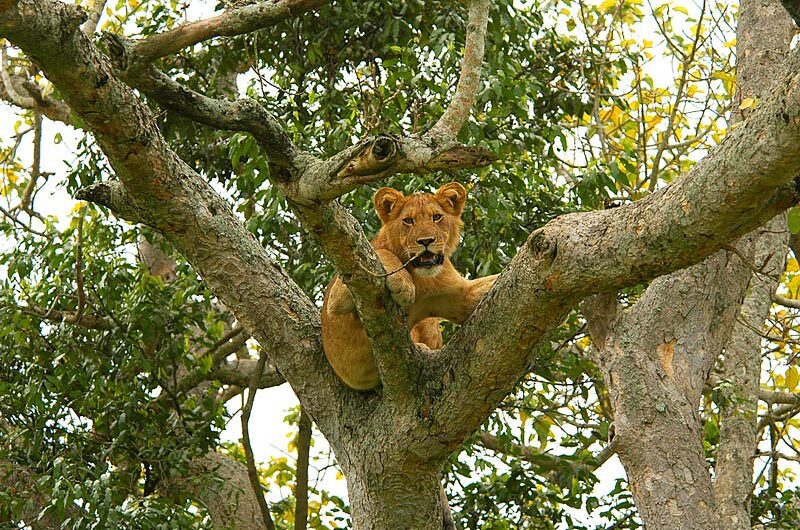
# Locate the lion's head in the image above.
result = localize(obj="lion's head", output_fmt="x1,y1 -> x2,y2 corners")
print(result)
373,182 -> 466,278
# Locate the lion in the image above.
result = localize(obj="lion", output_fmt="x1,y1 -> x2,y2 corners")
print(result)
321,182 -> 498,390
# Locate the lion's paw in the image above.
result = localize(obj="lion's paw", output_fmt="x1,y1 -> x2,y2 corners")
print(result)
386,274 -> 415,308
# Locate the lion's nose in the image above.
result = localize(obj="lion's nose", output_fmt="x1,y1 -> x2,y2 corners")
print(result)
417,237 -> 435,247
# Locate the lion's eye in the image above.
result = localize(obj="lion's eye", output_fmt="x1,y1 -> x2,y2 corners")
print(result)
403,217 -> 414,226
432,213 -> 443,222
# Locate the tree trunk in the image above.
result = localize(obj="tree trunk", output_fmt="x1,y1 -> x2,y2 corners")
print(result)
345,463 -> 445,530
714,217 -> 787,529
712,1 -> 793,527
587,245 -> 753,529
603,337 -> 722,530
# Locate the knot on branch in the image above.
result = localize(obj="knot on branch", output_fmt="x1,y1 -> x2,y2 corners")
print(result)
75,180 -> 142,223
101,32 -> 134,72
336,135 -> 399,178
527,228 -> 558,264
75,181 -> 113,205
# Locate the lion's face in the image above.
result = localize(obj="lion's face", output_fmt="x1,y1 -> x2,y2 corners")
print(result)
373,182 -> 466,278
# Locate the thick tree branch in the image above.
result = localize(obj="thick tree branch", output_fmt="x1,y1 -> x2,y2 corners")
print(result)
715,219 -> 788,529
131,0 -> 328,63
291,135 -> 496,203
0,0 -> 347,436
160,452 -> 271,530
428,0 -> 490,141
102,38 -> 300,168
713,6 -> 793,527
424,37 -> 800,446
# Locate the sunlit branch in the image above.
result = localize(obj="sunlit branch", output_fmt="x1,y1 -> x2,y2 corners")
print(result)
131,0 -> 328,63
428,0 -> 490,142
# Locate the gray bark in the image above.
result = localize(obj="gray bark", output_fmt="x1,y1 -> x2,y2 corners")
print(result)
587,245 -> 752,530
345,461 -> 444,530
583,1 -> 794,528
713,1 -> 794,527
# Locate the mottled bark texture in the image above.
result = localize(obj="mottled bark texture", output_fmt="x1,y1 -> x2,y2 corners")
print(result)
4,0 -> 800,527
584,2 -> 794,528
713,2 -> 794,527
587,248 -> 751,530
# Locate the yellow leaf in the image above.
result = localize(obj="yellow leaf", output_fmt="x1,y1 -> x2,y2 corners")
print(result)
788,258 -> 799,273
520,409 -> 530,429
787,366 -> 799,392
643,39 -> 653,48
71,201 -> 87,213
5,169 -> 18,183
724,38 -> 737,48
599,0 -> 618,12
674,5 -> 689,15
560,8 -> 571,15
739,97 -> 758,110
789,275 -> 800,297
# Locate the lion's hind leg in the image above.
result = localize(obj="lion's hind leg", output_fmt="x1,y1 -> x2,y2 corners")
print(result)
411,318 -> 443,350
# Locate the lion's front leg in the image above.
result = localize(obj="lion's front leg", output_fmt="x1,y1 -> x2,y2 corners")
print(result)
376,249 -> 415,308
469,274 -> 498,300
450,274 -> 498,324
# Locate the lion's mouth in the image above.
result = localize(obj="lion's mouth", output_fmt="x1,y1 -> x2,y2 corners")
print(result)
411,251 -> 444,269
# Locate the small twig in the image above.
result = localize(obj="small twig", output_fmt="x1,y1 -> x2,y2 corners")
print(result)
17,110 -> 42,212
205,325 -> 246,362
74,211 -> 86,325
723,243 -> 781,282
0,202 -> 48,237
242,350 -> 276,530
359,252 -> 420,278
294,408 -> 312,530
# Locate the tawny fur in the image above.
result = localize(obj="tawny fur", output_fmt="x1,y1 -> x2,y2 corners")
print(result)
321,182 -> 498,390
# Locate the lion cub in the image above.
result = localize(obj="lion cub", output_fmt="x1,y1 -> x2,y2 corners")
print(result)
321,182 -> 497,390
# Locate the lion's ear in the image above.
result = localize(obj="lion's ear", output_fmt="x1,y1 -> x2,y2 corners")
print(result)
435,182 -> 467,216
374,187 -> 405,224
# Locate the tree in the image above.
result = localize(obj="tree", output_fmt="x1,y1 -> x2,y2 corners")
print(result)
3,0 -> 800,528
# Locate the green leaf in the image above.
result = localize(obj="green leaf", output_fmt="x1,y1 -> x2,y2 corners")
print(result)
788,207 -> 800,233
